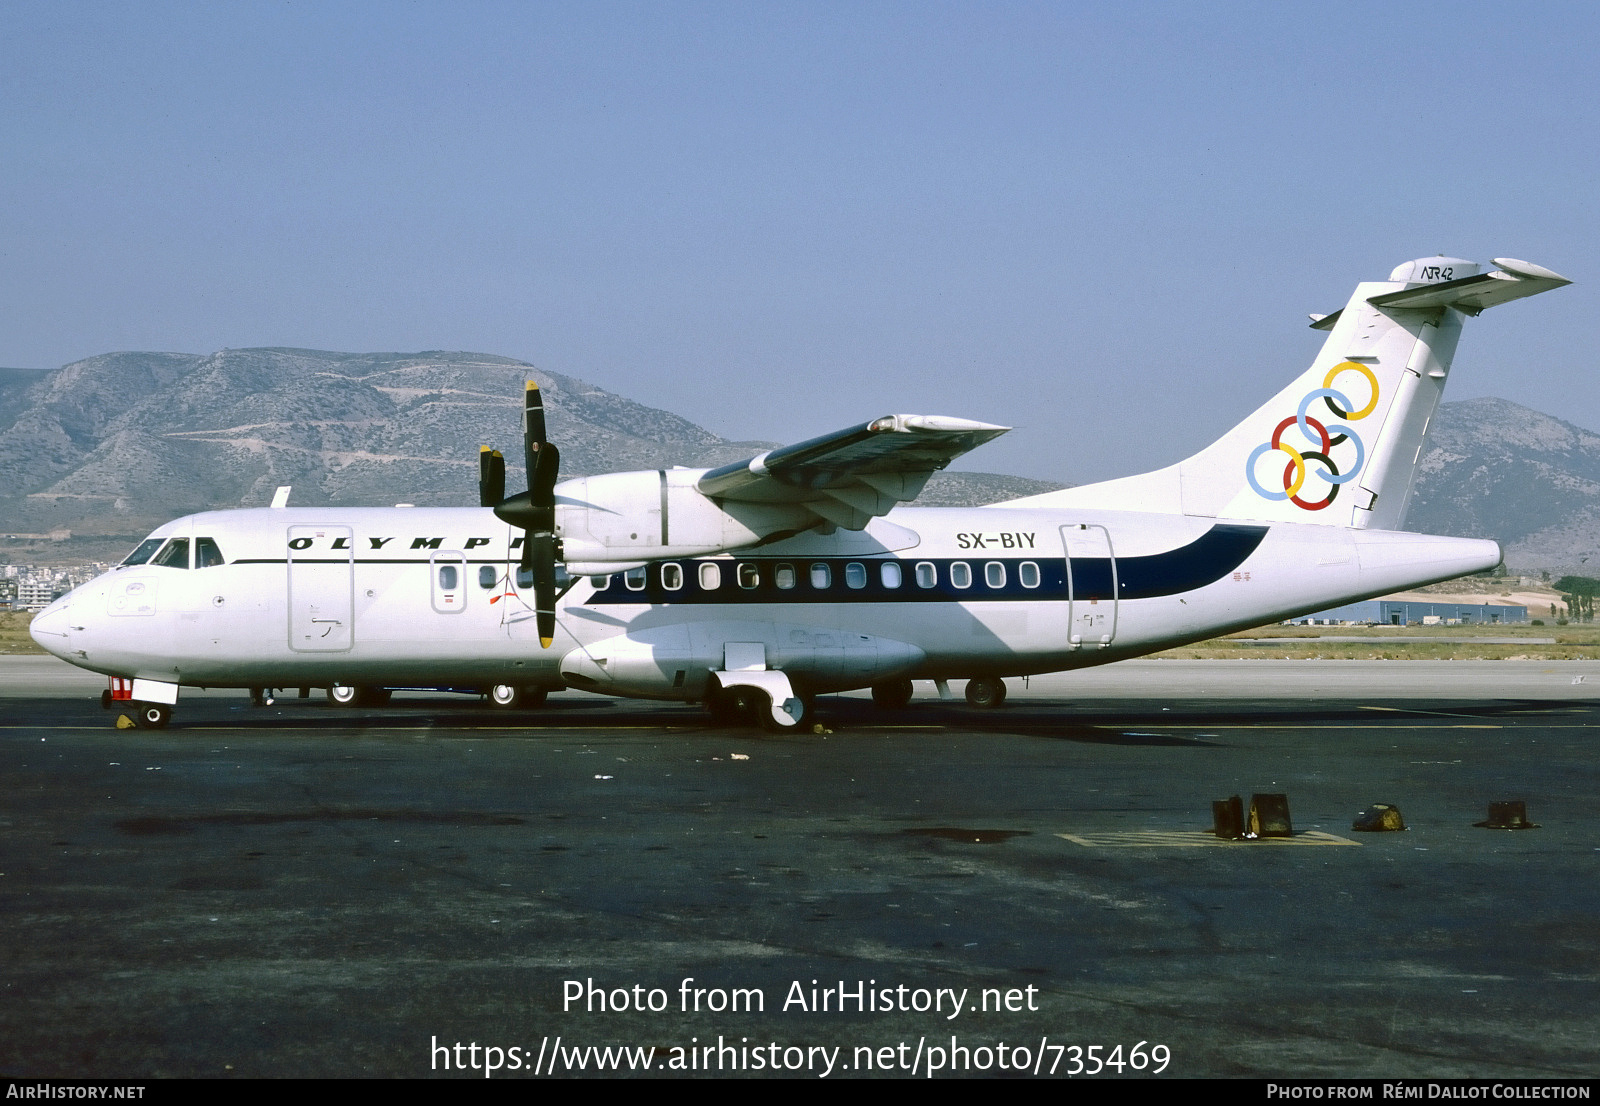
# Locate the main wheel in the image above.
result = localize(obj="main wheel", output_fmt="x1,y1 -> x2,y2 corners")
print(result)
489,684 -> 547,709
758,691 -> 816,732
964,676 -> 1007,708
327,684 -> 361,707
705,684 -> 747,726
871,678 -> 915,710
132,702 -> 170,729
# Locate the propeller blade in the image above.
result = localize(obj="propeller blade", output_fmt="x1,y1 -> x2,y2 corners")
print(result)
478,447 -> 505,508
529,533 -> 558,648
523,379 -> 547,452
528,443 -> 560,529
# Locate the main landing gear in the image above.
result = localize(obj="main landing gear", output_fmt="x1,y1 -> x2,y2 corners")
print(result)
870,678 -> 915,710
705,683 -> 816,731
963,676 -> 1008,708
326,685 -> 392,707
488,684 -> 548,710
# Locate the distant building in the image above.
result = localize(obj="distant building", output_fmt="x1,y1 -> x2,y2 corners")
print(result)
1290,600 -> 1527,626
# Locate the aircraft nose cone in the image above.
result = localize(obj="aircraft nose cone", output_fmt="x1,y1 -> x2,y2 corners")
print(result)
28,598 -> 73,657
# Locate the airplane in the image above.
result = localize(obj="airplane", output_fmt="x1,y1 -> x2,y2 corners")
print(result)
28,255 -> 1571,730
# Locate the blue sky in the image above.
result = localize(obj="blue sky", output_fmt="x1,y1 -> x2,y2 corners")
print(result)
2,1 -> 1596,482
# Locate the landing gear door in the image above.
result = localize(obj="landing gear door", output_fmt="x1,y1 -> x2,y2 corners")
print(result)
1059,524 -> 1118,647
288,525 -> 354,652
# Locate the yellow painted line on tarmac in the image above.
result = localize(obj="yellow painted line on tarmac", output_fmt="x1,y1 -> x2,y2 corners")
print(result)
1358,705 -> 1493,720
1058,829 -> 1361,848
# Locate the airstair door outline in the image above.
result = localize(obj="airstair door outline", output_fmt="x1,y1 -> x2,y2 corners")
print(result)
288,525 -> 354,652
1059,524 -> 1118,647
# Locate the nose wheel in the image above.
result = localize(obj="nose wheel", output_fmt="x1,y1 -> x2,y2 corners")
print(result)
130,702 -> 171,729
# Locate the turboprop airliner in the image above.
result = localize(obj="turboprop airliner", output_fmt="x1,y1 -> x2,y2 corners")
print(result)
29,256 -> 1571,729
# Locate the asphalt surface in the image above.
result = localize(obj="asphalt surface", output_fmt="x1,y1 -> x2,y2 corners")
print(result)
2,657 -> 1598,1079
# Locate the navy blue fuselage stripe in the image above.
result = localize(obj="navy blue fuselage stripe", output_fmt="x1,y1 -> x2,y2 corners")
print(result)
586,524 -> 1267,605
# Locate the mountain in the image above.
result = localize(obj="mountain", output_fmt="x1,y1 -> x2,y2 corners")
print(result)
5,348 -> 1588,573
0,349 -> 1063,541
1406,397 -> 1600,575
0,367 -> 50,414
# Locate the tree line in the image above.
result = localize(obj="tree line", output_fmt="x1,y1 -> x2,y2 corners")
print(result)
1555,575 -> 1598,622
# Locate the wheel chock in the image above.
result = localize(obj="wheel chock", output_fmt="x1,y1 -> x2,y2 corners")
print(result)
1247,793 -> 1293,838
1352,803 -> 1407,832
1211,795 -> 1244,838
115,715 -> 136,730
1475,800 -> 1539,830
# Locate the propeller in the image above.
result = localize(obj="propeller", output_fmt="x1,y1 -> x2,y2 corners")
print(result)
478,447 -> 504,508
484,381 -> 562,648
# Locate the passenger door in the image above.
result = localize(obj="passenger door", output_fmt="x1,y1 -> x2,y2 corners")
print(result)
1059,524 -> 1118,647
287,525 -> 354,652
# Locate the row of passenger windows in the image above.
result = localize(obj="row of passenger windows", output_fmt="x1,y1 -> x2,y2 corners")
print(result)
615,560 -> 1042,593
121,536 -> 227,569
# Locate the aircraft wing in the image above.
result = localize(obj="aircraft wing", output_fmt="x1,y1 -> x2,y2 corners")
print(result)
695,414 -> 1009,529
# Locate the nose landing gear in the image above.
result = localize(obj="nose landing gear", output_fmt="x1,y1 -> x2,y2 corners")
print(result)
127,702 -> 171,729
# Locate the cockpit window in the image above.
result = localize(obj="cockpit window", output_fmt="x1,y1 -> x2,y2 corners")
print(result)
152,538 -> 191,569
122,538 -> 165,566
195,537 -> 225,568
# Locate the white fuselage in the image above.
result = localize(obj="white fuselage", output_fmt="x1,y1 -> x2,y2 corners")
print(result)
29,503 -> 1499,701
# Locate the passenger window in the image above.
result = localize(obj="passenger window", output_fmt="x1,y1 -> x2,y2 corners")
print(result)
478,565 -> 497,589
775,564 -> 796,589
590,574 -> 611,589
1019,561 -> 1041,588
122,538 -> 164,566
915,562 -> 936,588
810,563 -> 831,589
845,562 -> 867,589
439,565 -> 459,590
737,563 -> 760,589
985,561 -> 1006,588
516,566 -> 534,589
153,538 -> 191,569
699,562 -> 721,590
195,538 -> 225,568
950,561 -> 972,588
624,567 -> 647,591
881,562 -> 902,588
661,563 -> 683,590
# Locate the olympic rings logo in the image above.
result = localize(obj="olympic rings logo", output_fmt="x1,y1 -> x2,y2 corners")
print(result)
1245,361 -> 1379,511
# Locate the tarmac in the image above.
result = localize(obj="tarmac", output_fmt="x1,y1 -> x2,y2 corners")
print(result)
2,656 -> 1598,1079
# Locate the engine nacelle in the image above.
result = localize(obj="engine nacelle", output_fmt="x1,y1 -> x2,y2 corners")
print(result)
555,469 -> 814,569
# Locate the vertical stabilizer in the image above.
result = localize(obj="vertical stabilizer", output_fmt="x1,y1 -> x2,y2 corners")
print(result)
1000,257 -> 1570,528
